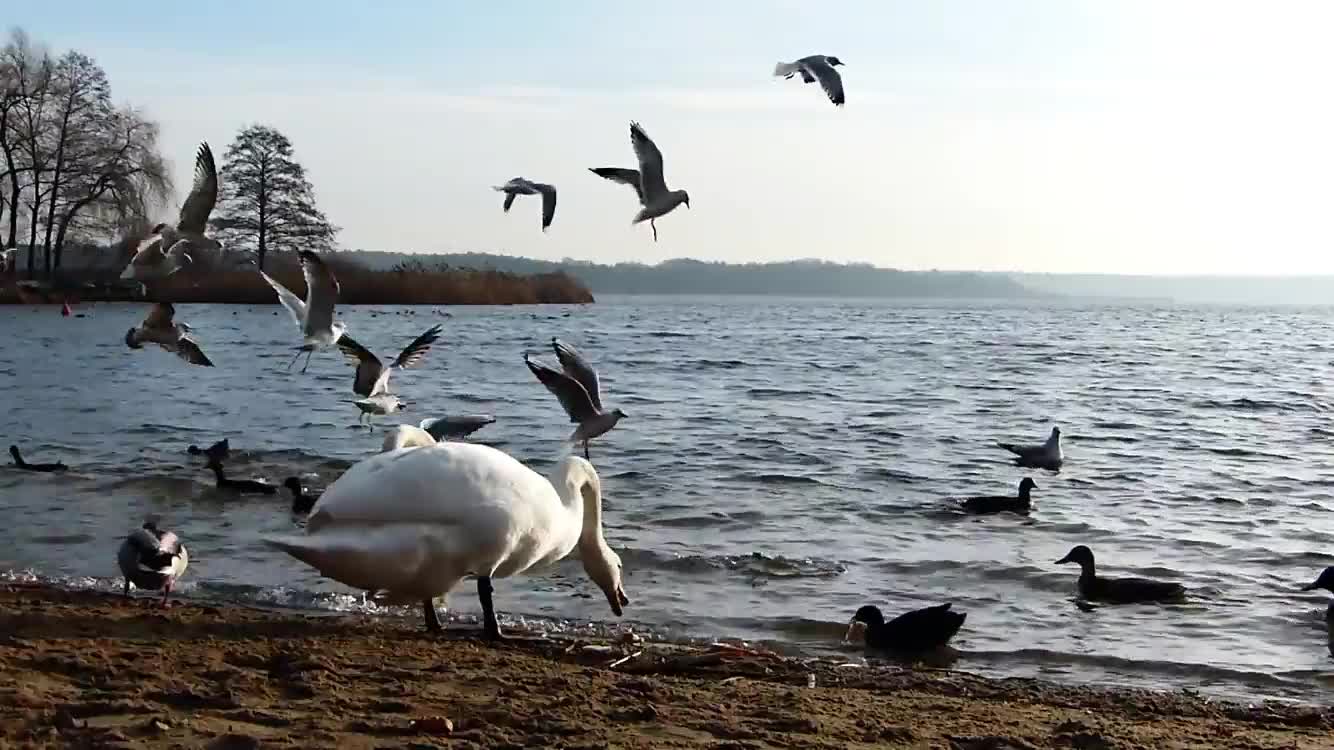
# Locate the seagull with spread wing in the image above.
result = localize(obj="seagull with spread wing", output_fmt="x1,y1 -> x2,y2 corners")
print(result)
524,337 -> 627,459
257,250 -> 346,373
337,324 -> 443,426
774,55 -> 846,106
121,142 -> 220,280
494,178 -> 558,232
124,303 -> 214,367
588,121 -> 690,242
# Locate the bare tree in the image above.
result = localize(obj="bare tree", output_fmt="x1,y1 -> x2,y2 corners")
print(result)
209,124 -> 338,270
1,28 -> 53,268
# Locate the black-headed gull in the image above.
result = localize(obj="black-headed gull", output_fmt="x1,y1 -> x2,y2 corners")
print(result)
774,55 -> 846,106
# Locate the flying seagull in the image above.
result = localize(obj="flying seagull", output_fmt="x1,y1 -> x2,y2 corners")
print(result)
494,178 -> 557,232
524,338 -> 626,458
121,142 -> 220,280
124,302 -> 214,366
337,324 -> 443,422
258,250 -> 346,373
774,55 -> 846,106
588,121 -> 690,242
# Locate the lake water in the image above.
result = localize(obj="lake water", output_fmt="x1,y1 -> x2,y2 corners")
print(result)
2,296 -> 1333,703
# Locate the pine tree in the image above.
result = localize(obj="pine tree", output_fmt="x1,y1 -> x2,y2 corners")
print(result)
210,124 -> 337,270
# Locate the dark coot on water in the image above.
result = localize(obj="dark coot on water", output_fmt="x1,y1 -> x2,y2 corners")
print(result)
187,438 -> 230,463
1301,566 -> 1334,624
207,462 -> 277,495
9,445 -> 68,473
1055,545 -> 1185,604
961,477 -> 1036,515
283,477 -> 323,514
847,603 -> 966,655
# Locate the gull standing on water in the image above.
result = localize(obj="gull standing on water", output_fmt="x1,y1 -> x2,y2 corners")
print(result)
589,122 -> 690,242
121,142 -> 220,280
494,178 -> 557,232
124,303 -> 214,367
337,324 -> 443,426
117,520 -> 189,606
997,426 -> 1063,471
525,338 -> 626,459
774,55 -> 846,106
258,250 -> 346,372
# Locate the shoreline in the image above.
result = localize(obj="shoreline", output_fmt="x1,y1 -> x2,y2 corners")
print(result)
1,584 -> 1329,749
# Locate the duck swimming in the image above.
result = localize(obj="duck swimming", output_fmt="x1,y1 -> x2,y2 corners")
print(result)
187,438 -> 229,463
264,441 -> 628,638
961,477 -> 1036,515
1055,545 -> 1185,604
846,603 -> 966,656
1301,566 -> 1334,624
283,477 -> 322,514
9,445 -> 67,473
207,462 -> 277,495
997,426 -> 1063,471
116,521 -> 189,606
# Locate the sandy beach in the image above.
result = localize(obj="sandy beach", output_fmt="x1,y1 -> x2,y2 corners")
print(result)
0,585 -> 1329,749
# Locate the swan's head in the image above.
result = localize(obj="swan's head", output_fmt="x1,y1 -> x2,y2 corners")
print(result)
381,425 -> 437,452
584,544 -> 629,617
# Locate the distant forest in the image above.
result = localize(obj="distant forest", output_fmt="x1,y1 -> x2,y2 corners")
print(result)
339,251 -> 1044,299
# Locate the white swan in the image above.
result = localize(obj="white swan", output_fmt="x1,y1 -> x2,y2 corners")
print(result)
381,424 -> 437,452
264,442 -> 629,637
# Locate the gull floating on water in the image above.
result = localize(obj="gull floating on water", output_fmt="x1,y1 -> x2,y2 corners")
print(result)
124,303 -> 214,367
997,426 -> 1063,471
589,121 -> 690,242
258,250 -> 345,372
525,338 -> 627,459
420,415 -> 497,441
774,55 -> 846,106
494,178 -> 557,232
265,441 -> 627,636
120,142 -> 220,280
117,520 -> 189,606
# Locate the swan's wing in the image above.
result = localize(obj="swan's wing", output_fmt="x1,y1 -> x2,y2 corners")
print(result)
336,334 -> 383,397
589,167 -> 645,204
551,338 -> 602,412
257,268 -> 307,329
803,58 -> 845,106
390,325 -> 443,370
175,337 -> 214,367
525,354 -> 598,423
143,302 -> 176,331
629,122 -> 668,200
299,250 -> 339,336
533,182 -> 557,230
177,142 -> 218,233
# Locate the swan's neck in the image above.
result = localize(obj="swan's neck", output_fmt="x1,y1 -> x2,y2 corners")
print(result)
555,466 -> 605,552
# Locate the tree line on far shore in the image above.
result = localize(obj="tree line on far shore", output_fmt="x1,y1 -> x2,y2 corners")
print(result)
1,26 -> 338,280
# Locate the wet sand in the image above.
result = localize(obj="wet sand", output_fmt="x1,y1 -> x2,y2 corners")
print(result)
1,585 -> 1329,749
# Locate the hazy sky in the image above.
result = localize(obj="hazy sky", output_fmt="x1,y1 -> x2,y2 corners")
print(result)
14,2 -> 1334,274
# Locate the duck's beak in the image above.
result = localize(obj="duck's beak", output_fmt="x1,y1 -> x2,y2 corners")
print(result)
1302,581 -> 1321,591
843,619 -> 867,644
1055,553 -> 1073,564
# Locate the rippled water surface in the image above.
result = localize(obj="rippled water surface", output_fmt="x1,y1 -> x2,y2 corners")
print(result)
3,296 -> 1334,702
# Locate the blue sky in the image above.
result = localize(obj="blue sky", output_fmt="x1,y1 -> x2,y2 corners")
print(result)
13,2 -> 1334,273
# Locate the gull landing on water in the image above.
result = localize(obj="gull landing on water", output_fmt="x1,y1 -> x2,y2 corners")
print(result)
774,55 -> 846,106
121,142 -> 220,280
494,178 -> 557,232
997,426 -> 1064,471
124,303 -> 214,367
258,250 -> 345,373
589,121 -> 690,242
525,338 -> 626,459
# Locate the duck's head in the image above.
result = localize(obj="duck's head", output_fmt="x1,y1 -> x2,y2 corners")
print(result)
1055,545 -> 1094,568
1050,426 -> 1062,441
1019,477 -> 1038,494
282,477 -> 303,495
187,445 -> 202,455
826,56 -> 845,67
851,604 -> 884,627
1302,566 -> 1334,593
8,445 -> 19,461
